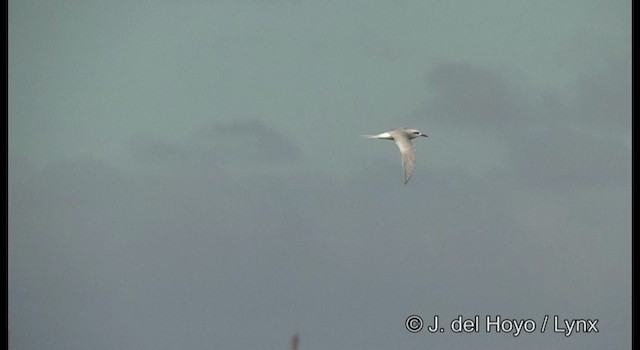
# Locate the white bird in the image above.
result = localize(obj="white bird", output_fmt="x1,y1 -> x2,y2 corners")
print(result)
362,128 -> 428,184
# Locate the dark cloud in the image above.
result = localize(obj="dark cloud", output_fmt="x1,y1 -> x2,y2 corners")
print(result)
127,119 -> 303,172
422,57 -> 631,138
9,148 -> 630,349
425,62 -> 526,128
509,126 -> 631,189
576,57 -> 631,131
419,59 -> 631,192
195,119 -> 303,164
128,134 -> 201,166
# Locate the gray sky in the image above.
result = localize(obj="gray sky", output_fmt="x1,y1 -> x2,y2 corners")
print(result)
9,1 -> 631,349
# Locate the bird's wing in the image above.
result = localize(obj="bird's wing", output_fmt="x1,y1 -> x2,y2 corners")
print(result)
392,133 -> 416,184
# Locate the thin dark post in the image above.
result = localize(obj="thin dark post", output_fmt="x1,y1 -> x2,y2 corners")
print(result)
291,334 -> 299,350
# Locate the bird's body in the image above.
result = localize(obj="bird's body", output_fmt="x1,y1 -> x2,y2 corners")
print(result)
362,128 -> 428,184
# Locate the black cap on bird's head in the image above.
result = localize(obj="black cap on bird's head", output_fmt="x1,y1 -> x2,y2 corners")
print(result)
409,129 -> 428,138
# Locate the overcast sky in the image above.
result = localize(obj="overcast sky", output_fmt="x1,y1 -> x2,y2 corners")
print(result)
9,1 -> 631,349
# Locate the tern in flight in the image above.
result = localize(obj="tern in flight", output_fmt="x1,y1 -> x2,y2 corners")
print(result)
362,128 -> 428,184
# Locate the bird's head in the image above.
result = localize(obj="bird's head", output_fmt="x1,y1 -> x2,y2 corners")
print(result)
408,129 -> 428,139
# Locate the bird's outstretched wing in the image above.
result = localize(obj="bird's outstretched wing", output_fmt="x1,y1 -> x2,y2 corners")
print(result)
392,133 -> 416,184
